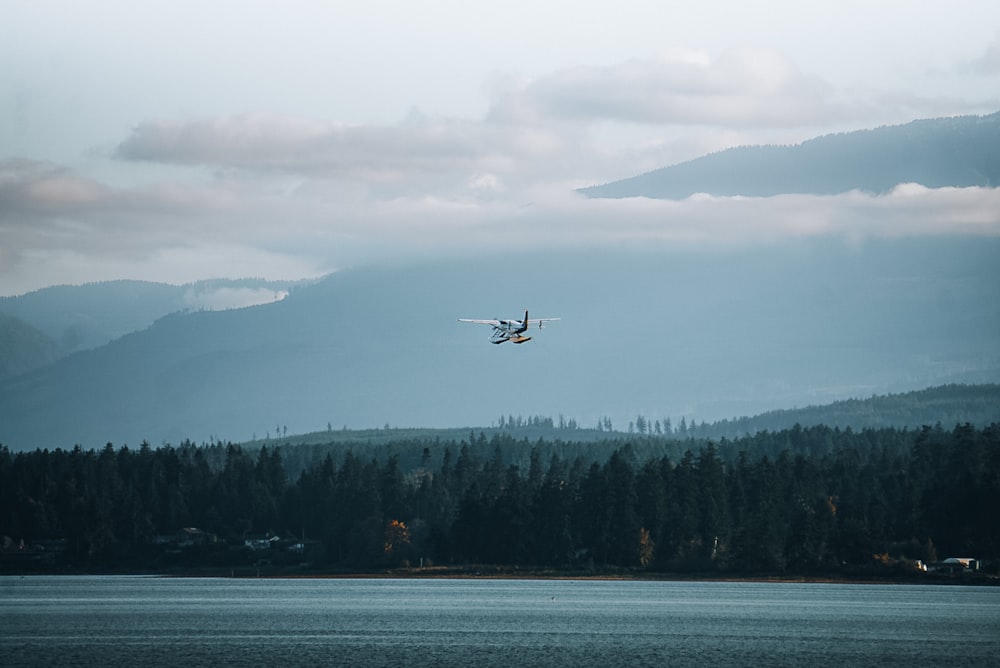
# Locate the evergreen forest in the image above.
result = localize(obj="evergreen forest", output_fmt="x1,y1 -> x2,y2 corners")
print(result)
2,422 -> 998,579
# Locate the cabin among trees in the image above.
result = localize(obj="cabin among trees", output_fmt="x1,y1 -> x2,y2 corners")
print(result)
1,423 -> 997,577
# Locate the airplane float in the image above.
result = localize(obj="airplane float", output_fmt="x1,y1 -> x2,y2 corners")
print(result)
458,309 -> 560,344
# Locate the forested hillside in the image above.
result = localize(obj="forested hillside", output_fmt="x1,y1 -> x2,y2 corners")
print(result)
3,422 -> 996,577
682,384 -> 1000,439
581,112 -> 1000,199
243,384 -> 1000,468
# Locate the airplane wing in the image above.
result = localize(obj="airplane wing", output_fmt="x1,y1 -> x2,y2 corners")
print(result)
458,318 -> 561,326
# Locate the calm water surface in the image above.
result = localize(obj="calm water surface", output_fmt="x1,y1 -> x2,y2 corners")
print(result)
2,576 -> 998,667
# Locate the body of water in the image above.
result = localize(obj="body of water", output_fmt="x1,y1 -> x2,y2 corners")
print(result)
2,576 -> 998,667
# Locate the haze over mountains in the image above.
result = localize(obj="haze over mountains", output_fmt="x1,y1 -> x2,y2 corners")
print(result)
0,279 -> 299,378
1,114 -> 998,451
1,239 -> 997,451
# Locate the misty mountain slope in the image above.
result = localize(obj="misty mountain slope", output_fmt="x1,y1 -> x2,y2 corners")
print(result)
0,278 -> 299,357
581,112 -> 1000,199
0,313 -> 60,380
1,238 -> 998,451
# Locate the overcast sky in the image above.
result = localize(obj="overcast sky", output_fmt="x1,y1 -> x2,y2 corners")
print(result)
2,0 -> 1000,296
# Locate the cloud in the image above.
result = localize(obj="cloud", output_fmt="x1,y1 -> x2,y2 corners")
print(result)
0,159 -> 239,221
113,111 -> 584,200
117,113 -> 460,171
3,145 -> 999,296
492,48 -> 836,126
110,50 -> 841,188
181,285 -> 289,311
0,159 -> 254,285
0,159 -> 110,214
117,112 -> 548,176
499,185 -> 1000,248
967,37 -> 1000,76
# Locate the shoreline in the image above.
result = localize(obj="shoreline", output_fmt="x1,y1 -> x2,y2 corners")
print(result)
8,565 -> 991,586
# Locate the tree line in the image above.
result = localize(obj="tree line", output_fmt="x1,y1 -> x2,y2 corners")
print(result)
1,423 -> 997,575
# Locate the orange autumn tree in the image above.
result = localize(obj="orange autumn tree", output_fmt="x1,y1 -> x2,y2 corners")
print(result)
384,519 -> 411,557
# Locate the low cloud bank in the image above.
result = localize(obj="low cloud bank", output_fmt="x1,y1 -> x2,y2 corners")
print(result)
2,153 -> 998,296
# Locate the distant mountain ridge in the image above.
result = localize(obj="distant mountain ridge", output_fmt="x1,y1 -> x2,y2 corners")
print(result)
1,242 -> 997,451
0,278 -> 303,381
581,112 -> 1000,199
0,313 -> 60,380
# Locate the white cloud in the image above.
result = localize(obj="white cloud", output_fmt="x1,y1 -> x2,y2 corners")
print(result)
506,186 -> 1000,247
0,159 -> 259,289
3,147 -> 999,297
967,36 -> 1000,75
181,285 -> 289,311
113,111 -> 582,200
501,48 -> 836,126
0,159 -> 239,220
118,113 -> 513,174
0,159 -> 109,214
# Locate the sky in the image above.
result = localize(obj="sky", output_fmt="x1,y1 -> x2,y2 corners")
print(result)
2,0 -> 1000,296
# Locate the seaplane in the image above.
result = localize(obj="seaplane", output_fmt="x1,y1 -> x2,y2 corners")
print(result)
458,309 -> 560,344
